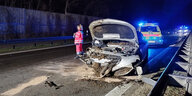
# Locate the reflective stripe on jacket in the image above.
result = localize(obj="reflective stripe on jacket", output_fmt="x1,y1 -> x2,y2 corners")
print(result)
74,31 -> 83,44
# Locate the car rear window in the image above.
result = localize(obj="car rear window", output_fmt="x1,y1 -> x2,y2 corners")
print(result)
141,26 -> 158,32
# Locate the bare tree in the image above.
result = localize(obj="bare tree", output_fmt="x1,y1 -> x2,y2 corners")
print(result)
36,0 -> 41,10
65,0 -> 69,14
28,0 -> 33,9
83,0 -> 110,17
49,0 -> 52,11
10,0 -> 17,7
65,0 -> 79,14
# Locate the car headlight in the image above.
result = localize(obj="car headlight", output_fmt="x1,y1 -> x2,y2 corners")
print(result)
93,40 -> 103,47
178,30 -> 182,32
95,40 -> 100,44
184,30 -> 188,32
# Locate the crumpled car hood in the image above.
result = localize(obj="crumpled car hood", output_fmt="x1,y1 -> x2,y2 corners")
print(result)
89,19 -> 138,43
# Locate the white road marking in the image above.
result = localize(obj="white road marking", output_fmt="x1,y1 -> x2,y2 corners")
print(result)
1,76 -> 47,96
141,77 -> 156,86
105,83 -> 133,96
169,44 -> 176,47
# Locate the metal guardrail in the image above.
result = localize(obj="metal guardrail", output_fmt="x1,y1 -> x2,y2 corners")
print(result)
0,42 -> 91,57
148,33 -> 191,96
0,35 -> 91,51
0,36 -> 73,44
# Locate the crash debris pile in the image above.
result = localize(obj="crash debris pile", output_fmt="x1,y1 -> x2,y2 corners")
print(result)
80,19 -> 148,78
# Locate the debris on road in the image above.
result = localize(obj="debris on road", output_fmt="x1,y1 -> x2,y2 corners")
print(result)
45,81 -> 64,90
1,76 -> 47,96
164,86 -> 185,96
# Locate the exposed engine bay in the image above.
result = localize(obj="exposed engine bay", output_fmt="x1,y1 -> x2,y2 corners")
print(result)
80,19 -> 148,77
81,40 -> 141,77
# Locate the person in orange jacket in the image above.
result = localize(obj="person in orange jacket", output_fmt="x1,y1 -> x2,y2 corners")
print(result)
73,24 -> 84,59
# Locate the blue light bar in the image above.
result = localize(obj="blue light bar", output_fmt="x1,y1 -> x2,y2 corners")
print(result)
139,23 -> 144,26
185,26 -> 188,29
179,25 -> 188,29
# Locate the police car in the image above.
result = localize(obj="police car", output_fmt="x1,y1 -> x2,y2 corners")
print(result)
176,25 -> 190,37
138,23 -> 163,45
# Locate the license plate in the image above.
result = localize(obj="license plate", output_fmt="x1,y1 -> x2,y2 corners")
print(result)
148,41 -> 155,43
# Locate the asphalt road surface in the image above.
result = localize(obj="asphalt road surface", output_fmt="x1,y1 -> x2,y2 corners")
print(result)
0,35 -> 183,96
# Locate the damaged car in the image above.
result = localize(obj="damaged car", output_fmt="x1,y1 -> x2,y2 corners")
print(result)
80,19 -> 148,77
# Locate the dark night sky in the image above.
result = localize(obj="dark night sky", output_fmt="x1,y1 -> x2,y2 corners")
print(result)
0,0 -> 192,29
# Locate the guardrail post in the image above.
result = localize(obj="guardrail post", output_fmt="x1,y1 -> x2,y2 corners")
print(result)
13,45 -> 15,49
63,40 -> 66,44
34,43 -> 37,47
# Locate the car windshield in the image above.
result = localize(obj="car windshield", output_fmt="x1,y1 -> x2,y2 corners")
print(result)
92,24 -> 135,39
141,26 -> 158,32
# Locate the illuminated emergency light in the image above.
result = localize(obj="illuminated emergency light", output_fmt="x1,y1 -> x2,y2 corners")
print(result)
185,26 -> 188,29
138,23 -> 144,26
180,25 -> 188,29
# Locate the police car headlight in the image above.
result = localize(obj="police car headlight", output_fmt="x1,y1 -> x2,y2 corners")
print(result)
184,30 -> 188,32
178,30 -> 182,32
